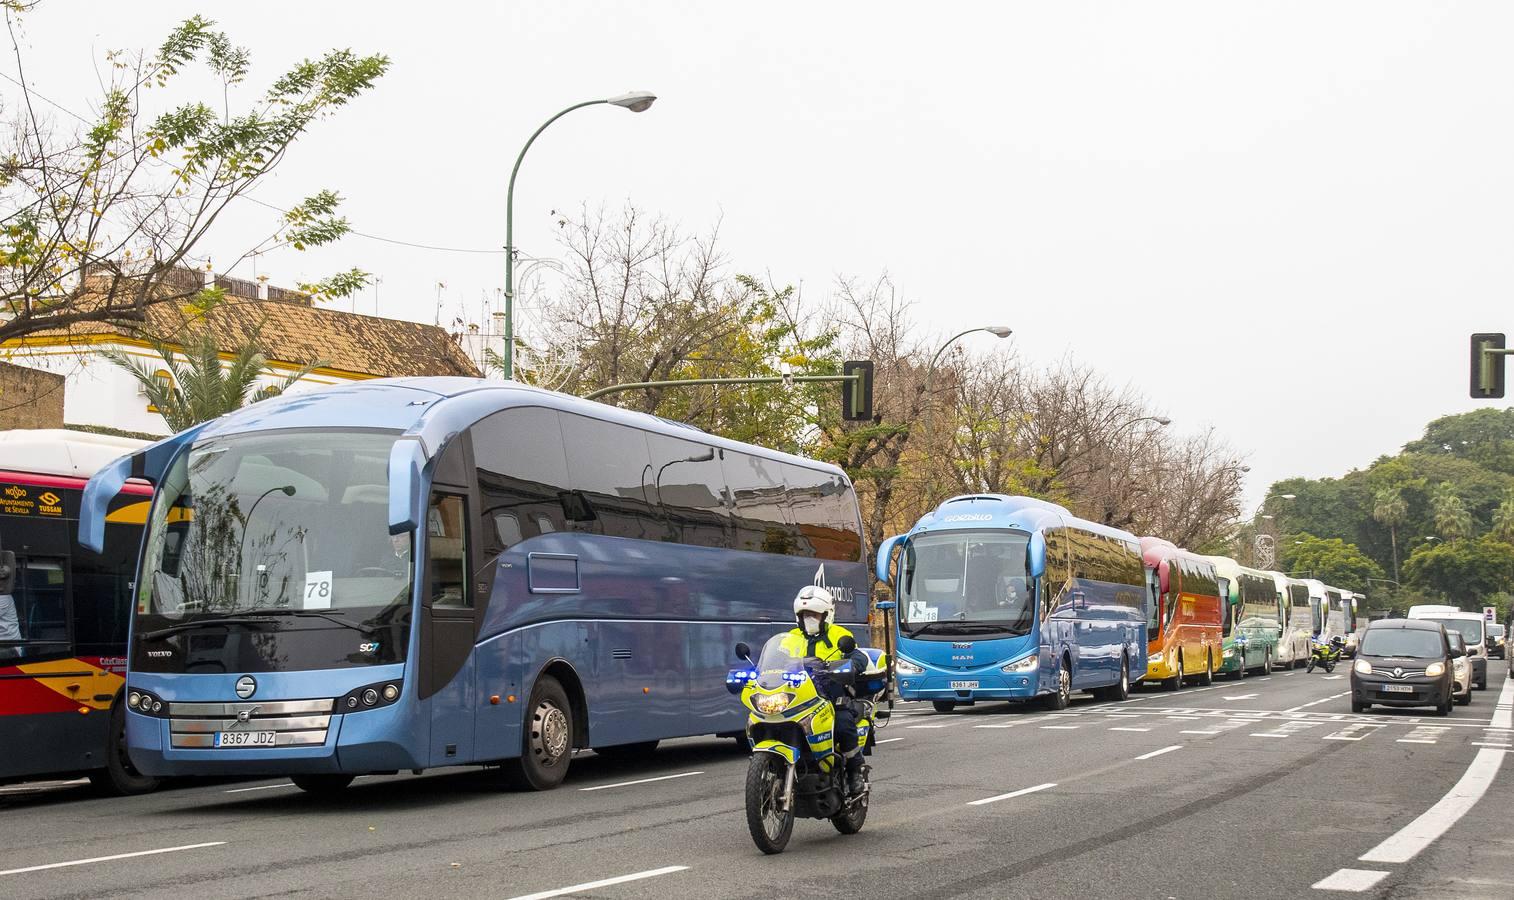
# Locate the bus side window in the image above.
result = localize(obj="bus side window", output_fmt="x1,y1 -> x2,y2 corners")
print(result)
427,494 -> 470,609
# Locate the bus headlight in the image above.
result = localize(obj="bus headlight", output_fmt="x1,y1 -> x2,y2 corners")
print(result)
1001,655 -> 1038,674
754,692 -> 794,715
894,658 -> 925,676
1353,659 -> 1372,675
127,692 -> 141,709
1425,662 -> 1445,678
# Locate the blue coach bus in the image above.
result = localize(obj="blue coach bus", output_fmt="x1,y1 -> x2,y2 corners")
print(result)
78,377 -> 867,793
875,495 -> 1149,711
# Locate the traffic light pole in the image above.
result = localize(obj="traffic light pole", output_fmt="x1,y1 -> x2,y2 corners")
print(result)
584,373 -> 857,401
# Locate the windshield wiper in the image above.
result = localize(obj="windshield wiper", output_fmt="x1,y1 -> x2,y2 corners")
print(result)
234,608 -> 381,635
140,615 -> 278,641
931,622 -> 1013,635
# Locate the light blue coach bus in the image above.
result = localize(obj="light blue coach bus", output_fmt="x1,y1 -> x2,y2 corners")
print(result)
875,495 -> 1149,712
79,378 -> 867,793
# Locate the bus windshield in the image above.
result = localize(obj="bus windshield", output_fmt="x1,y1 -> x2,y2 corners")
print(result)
900,530 -> 1033,636
134,430 -> 411,669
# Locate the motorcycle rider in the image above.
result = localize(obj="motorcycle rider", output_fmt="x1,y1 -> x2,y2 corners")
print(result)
779,585 -> 870,797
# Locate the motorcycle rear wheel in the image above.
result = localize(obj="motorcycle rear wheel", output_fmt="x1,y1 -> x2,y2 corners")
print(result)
745,755 -> 795,855
831,791 -> 868,834
1324,661 -> 1335,674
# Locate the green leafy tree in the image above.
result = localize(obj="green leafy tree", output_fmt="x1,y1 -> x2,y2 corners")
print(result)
99,326 -> 324,431
1403,408 -> 1514,476
1491,489 -> 1514,542
1,9 -> 385,340
1279,533 -> 1384,592
1403,536 -> 1514,607
1372,486 -> 1408,584
1431,482 -> 1474,541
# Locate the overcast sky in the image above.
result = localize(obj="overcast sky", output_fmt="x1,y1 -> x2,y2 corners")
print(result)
8,2 -> 1513,511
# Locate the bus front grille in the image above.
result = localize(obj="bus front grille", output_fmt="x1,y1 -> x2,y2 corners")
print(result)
166,699 -> 336,749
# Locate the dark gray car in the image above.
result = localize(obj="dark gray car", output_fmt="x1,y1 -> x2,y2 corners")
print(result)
1350,620 -> 1459,716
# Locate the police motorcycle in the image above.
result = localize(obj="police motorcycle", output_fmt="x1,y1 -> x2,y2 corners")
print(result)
1306,634 -> 1346,673
727,633 -> 889,854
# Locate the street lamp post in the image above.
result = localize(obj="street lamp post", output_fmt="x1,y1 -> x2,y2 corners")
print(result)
918,326 -> 1012,435
503,91 -> 657,380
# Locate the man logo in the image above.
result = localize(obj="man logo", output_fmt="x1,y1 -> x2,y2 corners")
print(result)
37,492 -> 60,506
235,675 -> 257,699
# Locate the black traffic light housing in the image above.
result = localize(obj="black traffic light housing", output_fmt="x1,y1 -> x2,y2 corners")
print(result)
1471,333 -> 1506,400
842,360 -> 875,422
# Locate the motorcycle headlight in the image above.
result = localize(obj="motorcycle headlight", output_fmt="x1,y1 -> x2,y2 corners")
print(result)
754,692 -> 795,715
894,657 -> 925,676
1425,662 -> 1445,678
1353,659 -> 1372,675
1001,654 -> 1038,674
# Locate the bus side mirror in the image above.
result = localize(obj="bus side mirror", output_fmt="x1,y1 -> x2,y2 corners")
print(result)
0,551 -> 14,595
837,635 -> 857,655
1029,532 -> 1046,578
875,535 -> 903,585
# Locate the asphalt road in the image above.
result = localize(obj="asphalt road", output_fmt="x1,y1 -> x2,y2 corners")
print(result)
2,665 -> 1511,900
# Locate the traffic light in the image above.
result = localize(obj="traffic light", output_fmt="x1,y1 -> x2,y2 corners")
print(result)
1470,333 -> 1506,399
842,360 -> 874,422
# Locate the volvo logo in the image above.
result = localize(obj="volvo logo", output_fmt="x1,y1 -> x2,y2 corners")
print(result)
234,675 -> 257,699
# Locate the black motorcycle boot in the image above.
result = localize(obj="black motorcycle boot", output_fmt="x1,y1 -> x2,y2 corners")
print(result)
845,759 -> 867,797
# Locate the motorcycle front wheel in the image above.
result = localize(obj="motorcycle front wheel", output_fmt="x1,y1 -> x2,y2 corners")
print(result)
745,754 -> 795,855
1306,659 -> 1316,673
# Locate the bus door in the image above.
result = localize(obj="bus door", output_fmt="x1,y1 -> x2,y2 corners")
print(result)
421,488 -> 478,766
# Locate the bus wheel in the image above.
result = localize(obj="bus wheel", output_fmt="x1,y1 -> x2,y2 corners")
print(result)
1105,656 -> 1129,702
1262,648 -> 1272,675
932,701 -> 957,714
1164,655 -> 1183,692
291,774 -> 355,795
504,675 -> 574,791
1198,652 -> 1214,687
1044,659 -> 1072,711
89,702 -> 160,797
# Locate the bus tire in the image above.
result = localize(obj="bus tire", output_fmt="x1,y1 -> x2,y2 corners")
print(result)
1198,651 -> 1214,686
503,674 -> 574,791
1044,657 -> 1072,711
290,774 -> 355,795
89,702 -> 160,797
932,701 -> 957,714
1262,648 -> 1272,675
1104,655 -> 1129,702
1164,655 -> 1183,692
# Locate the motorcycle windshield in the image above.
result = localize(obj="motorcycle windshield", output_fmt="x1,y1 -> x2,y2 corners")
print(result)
755,634 -> 808,690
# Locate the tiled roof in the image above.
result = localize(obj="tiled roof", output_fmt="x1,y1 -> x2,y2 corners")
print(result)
9,269 -> 480,379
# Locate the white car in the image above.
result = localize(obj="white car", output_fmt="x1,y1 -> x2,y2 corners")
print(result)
1447,631 -> 1473,706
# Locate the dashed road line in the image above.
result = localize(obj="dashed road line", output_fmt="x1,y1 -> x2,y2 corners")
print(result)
506,865 -> 690,900
1134,745 -> 1183,760
1040,725 -> 1079,730
1109,727 -> 1150,732
1313,868 -> 1390,892
967,782 -> 1056,807
580,772 -> 704,792
0,843 -> 227,878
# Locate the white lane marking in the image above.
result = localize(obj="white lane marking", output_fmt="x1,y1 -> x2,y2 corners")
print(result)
1181,730 -> 1221,735
1164,715 -> 1200,721
876,737 -> 905,744
1285,691 -> 1351,712
1250,733 -> 1291,739
1470,742 -> 1511,748
967,782 -> 1057,806
1322,674 -> 1344,680
1134,745 -> 1183,760
1396,740 -> 1437,745
1040,725 -> 1079,730
1324,724 -> 1384,742
579,771 -> 704,792
1109,727 -> 1151,732
974,724 -> 1018,729
1224,694 -> 1259,701
906,724 -> 955,729
506,865 -> 690,900
224,783 -> 295,794
0,843 -> 226,878
1312,868 -> 1390,892
1359,748 -> 1508,864
1492,674 -> 1514,729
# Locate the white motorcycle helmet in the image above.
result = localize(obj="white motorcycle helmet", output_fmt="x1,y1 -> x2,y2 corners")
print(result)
794,585 -> 836,637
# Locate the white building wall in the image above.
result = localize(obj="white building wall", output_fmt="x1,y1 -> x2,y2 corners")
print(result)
3,342 -> 359,436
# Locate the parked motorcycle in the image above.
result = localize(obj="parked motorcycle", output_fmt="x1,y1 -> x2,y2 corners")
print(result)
727,634 -> 888,854
1306,635 -> 1346,673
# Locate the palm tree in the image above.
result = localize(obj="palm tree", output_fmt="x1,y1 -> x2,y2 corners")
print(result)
1492,488 -> 1514,542
1372,486 -> 1408,583
1430,482 -> 1474,542
101,326 -> 325,432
